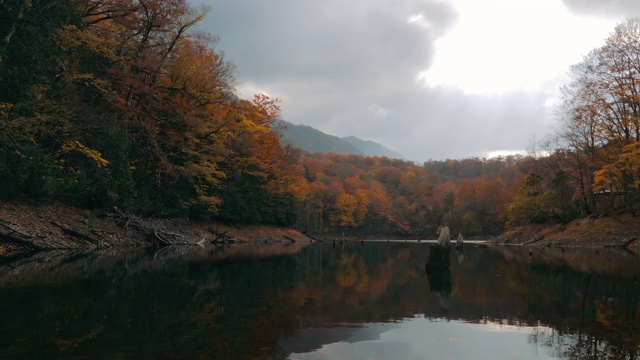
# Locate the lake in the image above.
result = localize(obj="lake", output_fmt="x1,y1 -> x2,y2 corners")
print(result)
0,241 -> 638,359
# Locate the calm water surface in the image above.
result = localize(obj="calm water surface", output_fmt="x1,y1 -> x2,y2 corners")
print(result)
0,242 -> 638,359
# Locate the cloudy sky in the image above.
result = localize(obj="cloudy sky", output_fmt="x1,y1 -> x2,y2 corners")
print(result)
191,0 -> 640,162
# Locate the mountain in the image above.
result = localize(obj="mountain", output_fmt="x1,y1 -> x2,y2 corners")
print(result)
341,136 -> 405,159
275,120 -> 362,155
275,120 -> 405,159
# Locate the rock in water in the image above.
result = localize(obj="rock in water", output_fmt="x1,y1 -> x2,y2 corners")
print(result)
437,227 -> 451,248
456,233 -> 463,249
427,227 -> 452,271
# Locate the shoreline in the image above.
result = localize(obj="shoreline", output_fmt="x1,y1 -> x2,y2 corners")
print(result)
1,202 -> 639,256
0,202 -> 314,257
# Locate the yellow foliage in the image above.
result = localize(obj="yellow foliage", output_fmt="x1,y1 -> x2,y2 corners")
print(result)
56,25 -> 119,62
506,190 -> 553,225
330,193 -> 365,228
57,140 -> 109,170
288,177 -> 311,202
354,189 -> 369,224
593,142 -> 640,192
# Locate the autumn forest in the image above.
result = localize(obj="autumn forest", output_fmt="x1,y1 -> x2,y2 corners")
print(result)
2,0 -> 640,238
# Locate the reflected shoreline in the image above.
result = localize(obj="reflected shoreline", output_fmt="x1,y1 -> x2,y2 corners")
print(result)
0,242 -> 638,359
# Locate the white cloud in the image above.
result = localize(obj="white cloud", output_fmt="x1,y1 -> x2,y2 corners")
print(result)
421,0 -> 615,95
369,104 -> 390,118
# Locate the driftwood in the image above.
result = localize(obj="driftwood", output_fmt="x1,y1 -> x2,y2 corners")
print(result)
283,235 -> 296,243
0,218 -> 48,250
208,228 -> 236,244
0,220 -> 34,240
619,236 -> 638,247
108,211 -> 144,232
150,228 -> 195,247
159,230 -> 186,239
605,236 -> 638,248
302,230 -> 320,241
522,235 -> 545,246
51,221 -> 101,246
109,211 -> 191,246
153,229 -> 174,246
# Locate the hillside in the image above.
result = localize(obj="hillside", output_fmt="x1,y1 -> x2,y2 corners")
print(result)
275,120 -> 363,155
275,120 -> 404,159
0,202 -> 312,256
495,215 -> 640,248
342,136 -> 405,159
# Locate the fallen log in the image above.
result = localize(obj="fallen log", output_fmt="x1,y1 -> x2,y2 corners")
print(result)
0,220 -> 34,240
51,221 -> 101,247
522,235 -> 545,246
283,235 -> 297,243
0,230 -> 46,251
618,236 -> 637,248
302,230 -> 321,242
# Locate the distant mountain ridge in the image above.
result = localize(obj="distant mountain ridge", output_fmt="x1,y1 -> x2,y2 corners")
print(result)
341,136 -> 405,159
275,120 -> 405,159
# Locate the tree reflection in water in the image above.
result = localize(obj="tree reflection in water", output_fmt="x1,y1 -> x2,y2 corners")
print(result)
0,243 -> 637,359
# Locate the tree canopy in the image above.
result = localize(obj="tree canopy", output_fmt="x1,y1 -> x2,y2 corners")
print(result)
2,1 -> 639,238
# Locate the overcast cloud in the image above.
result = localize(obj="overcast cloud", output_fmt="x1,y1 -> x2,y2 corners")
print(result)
191,0 -> 636,162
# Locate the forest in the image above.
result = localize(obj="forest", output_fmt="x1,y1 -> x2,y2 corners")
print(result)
2,0 -> 640,238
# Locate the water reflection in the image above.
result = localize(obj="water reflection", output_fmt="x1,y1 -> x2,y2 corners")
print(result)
0,243 -> 637,359
286,318 -> 560,360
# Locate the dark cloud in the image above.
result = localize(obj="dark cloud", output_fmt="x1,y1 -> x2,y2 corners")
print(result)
341,85 -> 557,161
192,0 -> 557,161
199,0 -> 456,84
562,0 -> 640,18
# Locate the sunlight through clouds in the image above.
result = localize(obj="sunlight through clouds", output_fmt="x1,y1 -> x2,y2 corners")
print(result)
421,0 -> 615,95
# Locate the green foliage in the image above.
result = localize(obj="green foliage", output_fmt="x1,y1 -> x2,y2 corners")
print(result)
507,173 -> 554,225
507,188 -> 553,226
0,135 -> 54,199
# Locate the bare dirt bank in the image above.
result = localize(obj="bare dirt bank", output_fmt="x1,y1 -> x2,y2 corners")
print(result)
0,201 -> 313,256
495,214 -> 640,251
2,201 -> 640,255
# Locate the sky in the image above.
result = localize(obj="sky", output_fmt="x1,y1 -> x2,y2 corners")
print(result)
191,0 -> 640,162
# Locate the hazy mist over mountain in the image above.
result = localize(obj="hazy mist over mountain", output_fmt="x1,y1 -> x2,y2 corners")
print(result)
275,120 -> 405,159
